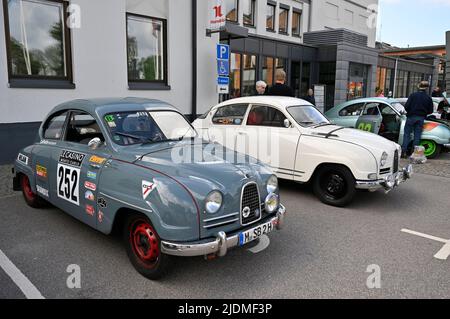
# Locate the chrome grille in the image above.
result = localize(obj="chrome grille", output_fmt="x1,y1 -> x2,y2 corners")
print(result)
241,183 -> 261,225
393,150 -> 399,173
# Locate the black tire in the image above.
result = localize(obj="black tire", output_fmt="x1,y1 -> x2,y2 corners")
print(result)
123,213 -> 171,280
20,174 -> 46,209
420,140 -> 441,159
313,165 -> 356,207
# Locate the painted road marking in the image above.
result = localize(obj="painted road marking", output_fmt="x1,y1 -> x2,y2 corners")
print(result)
401,229 -> 450,261
247,235 -> 270,254
0,249 -> 45,299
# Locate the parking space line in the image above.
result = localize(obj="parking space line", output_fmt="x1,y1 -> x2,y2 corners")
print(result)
0,249 -> 45,299
401,229 -> 450,261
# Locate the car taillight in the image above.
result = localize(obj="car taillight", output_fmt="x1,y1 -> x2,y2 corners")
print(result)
423,122 -> 439,132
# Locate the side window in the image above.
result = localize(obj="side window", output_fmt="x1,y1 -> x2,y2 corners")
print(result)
339,103 -> 365,117
247,105 -> 287,127
380,104 -> 396,115
212,104 -> 248,125
43,112 -> 68,140
65,112 -> 105,144
363,103 -> 381,116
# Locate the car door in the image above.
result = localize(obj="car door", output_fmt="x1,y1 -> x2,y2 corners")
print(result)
207,103 -> 250,151
355,102 -> 383,134
236,104 -> 299,180
334,102 -> 365,127
32,111 -> 70,202
51,110 -> 110,228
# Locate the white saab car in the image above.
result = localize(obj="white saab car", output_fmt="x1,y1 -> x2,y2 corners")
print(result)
193,96 -> 413,207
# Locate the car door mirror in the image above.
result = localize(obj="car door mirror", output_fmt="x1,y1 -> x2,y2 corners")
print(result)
88,137 -> 102,150
283,119 -> 291,128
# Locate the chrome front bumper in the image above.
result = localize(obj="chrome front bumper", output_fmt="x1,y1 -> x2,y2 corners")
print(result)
355,165 -> 413,193
161,205 -> 286,257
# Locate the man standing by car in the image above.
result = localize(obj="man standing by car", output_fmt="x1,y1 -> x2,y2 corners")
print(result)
402,81 -> 434,157
267,70 -> 294,97
303,89 -> 316,106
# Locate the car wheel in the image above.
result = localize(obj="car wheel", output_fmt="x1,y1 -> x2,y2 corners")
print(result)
20,174 -> 46,208
124,214 -> 171,280
313,165 -> 356,207
420,140 -> 441,159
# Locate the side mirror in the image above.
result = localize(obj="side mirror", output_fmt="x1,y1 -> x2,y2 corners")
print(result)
283,119 -> 291,128
88,137 -> 102,150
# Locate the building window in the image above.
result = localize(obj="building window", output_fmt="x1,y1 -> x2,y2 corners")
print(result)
279,6 -> 289,34
266,2 -> 276,31
230,53 -> 241,98
263,57 -> 287,87
127,14 -> 167,87
242,54 -> 257,96
243,0 -> 256,26
225,0 -> 238,22
3,0 -> 73,87
292,10 -> 301,37
301,62 -> 311,96
347,63 -> 368,100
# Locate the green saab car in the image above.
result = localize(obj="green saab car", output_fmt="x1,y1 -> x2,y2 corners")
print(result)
326,98 -> 450,158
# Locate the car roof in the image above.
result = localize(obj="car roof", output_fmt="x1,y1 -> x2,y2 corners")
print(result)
51,97 -> 177,115
213,96 -> 313,110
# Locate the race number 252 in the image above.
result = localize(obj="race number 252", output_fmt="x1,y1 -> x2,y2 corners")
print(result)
57,164 -> 80,205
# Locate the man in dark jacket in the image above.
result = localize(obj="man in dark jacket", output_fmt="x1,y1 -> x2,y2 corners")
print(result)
303,89 -> 316,106
402,81 -> 434,157
266,70 -> 294,97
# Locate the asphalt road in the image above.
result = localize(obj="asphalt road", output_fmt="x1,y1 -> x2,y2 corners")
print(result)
0,172 -> 449,299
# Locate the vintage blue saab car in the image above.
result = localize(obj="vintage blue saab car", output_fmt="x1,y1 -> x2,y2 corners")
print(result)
12,98 -> 286,279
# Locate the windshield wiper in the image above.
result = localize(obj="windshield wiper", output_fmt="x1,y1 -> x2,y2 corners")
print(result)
314,122 -> 334,128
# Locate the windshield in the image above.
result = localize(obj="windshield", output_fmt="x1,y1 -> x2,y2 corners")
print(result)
286,105 -> 330,127
391,102 -> 406,114
103,111 -> 197,146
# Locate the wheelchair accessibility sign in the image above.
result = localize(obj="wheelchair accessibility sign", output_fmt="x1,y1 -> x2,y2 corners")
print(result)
217,60 -> 229,76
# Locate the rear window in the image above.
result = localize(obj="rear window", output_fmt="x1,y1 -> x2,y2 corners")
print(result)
43,112 -> 68,140
212,104 -> 248,125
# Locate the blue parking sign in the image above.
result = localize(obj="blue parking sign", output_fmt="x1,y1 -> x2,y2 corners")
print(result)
216,44 -> 230,61
217,77 -> 229,85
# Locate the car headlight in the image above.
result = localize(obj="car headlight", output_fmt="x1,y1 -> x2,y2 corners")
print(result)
265,193 -> 279,213
266,175 -> 278,193
205,191 -> 223,214
380,152 -> 388,167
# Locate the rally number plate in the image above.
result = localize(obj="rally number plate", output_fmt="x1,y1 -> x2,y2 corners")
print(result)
239,221 -> 274,246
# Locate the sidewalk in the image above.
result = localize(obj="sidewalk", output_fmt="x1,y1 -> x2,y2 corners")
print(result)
0,165 -> 14,198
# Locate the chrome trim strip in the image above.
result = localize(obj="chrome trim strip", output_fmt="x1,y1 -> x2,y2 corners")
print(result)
203,218 -> 240,229
203,212 -> 239,223
98,192 -> 153,214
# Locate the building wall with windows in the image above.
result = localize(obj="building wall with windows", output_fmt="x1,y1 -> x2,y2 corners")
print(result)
309,0 -> 378,48
447,31 -> 450,96
0,0 -> 219,163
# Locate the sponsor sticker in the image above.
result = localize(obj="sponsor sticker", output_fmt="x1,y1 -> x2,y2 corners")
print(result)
89,155 -> 106,165
84,181 -> 97,191
86,205 -> 95,216
98,211 -> 104,223
36,165 -> 47,178
104,115 -> 115,122
17,153 -> 29,165
59,150 -> 85,167
97,197 -> 107,208
40,140 -> 57,146
142,180 -> 156,200
85,191 -> 95,201
87,171 -> 97,180
36,185 -> 49,198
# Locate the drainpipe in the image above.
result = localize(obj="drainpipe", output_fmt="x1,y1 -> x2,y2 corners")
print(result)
191,0 -> 198,121
308,1 -> 313,32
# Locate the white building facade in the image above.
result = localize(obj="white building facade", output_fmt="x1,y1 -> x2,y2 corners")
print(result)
0,0 -> 379,163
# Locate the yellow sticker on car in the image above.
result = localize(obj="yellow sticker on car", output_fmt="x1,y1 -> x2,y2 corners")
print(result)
89,155 -> 106,165
36,165 -> 47,178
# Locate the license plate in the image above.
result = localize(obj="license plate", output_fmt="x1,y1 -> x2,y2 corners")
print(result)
239,221 -> 274,246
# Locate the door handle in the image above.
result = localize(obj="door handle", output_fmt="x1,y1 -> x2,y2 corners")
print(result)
237,131 -> 247,135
